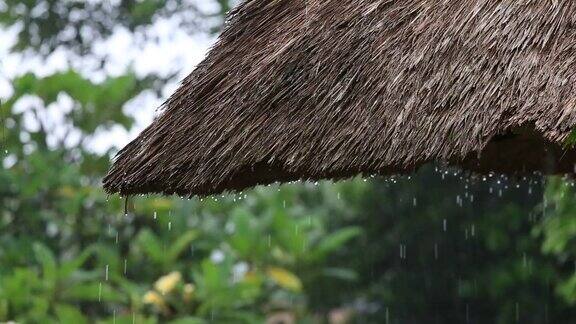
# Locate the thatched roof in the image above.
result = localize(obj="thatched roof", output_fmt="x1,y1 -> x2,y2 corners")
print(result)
104,0 -> 576,197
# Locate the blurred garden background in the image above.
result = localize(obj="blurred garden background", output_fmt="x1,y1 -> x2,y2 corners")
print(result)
2,1 -> 576,323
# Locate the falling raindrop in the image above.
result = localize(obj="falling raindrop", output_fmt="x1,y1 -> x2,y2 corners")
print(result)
168,222 -> 172,231
153,211 -> 157,220
105,264 -> 109,281
523,253 -> 527,268
443,219 -> 447,232
413,197 -> 417,206
124,259 -> 127,275
98,282 -> 102,302
399,244 -> 406,259
386,307 -> 390,324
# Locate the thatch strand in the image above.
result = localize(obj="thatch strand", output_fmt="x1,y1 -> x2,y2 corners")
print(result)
104,0 -> 576,196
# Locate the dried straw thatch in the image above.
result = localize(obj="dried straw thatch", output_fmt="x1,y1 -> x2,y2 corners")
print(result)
104,0 -> 576,196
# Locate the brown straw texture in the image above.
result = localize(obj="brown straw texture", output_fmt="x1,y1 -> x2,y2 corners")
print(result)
104,0 -> 576,196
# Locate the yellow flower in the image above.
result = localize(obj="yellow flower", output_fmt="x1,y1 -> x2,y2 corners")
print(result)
143,291 -> 165,307
243,271 -> 261,284
266,267 -> 302,292
143,290 -> 169,315
154,271 -> 182,295
183,283 -> 195,302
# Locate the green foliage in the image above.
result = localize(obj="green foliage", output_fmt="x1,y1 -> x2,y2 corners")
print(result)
0,242 -> 122,323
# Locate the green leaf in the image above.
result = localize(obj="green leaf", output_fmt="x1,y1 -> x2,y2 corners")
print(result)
167,230 -> 199,264
136,229 -> 164,263
33,243 -> 57,284
321,268 -> 358,281
169,317 -> 207,324
229,209 -> 258,258
60,245 -> 98,278
311,227 -> 362,261
55,304 -> 88,324
63,282 -> 124,303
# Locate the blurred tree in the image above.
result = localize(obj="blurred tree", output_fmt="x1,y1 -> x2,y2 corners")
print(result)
0,0 -> 234,56
320,168 -> 576,323
536,178 -> 576,307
